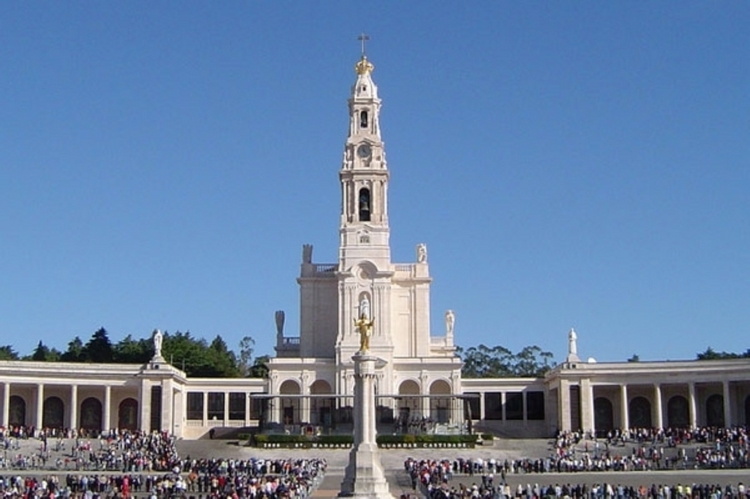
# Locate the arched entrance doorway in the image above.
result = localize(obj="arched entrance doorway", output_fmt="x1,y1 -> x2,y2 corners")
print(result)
9,395 -> 25,427
309,380 -> 333,427
429,380 -> 452,423
43,396 -> 65,430
594,397 -> 614,437
279,380 -> 300,425
706,394 -> 725,427
80,397 -> 103,432
629,396 -> 652,428
118,398 -> 138,431
667,395 -> 689,427
397,380 -> 421,432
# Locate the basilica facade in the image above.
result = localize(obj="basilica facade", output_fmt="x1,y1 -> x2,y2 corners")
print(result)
1,54 -> 748,440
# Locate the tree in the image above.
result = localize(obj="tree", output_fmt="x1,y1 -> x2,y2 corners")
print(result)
248,354 -> 270,378
113,335 -> 152,364
627,354 -> 640,362
84,328 -> 114,362
697,347 -> 750,360
458,344 -> 554,378
28,342 -> 62,362
61,337 -> 85,362
237,336 -> 255,377
0,345 -> 19,360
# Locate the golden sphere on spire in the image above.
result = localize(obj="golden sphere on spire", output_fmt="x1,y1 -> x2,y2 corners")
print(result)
355,55 -> 374,75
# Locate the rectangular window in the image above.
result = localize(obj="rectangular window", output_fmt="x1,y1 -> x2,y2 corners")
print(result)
505,392 -> 523,420
150,386 -> 162,431
207,392 -> 225,421
463,393 -> 481,420
229,393 -> 245,420
484,392 -> 502,420
249,397 -> 267,420
187,392 -> 203,420
527,391 -> 545,420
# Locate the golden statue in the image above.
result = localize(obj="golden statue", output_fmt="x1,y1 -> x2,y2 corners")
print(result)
354,312 -> 375,352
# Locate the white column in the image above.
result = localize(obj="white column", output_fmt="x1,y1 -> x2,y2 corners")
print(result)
35,383 -> 44,432
138,379 -> 150,433
722,381 -> 731,427
558,379 -> 571,432
103,385 -> 111,433
501,392 -> 507,421
580,379 -> 594,436
2,382 -> 10,427
245,393 -> 251,426
223,392 -> 229,426
478,392 -> 485,421
654,384 -> 663,428
69,385 -> 78,430
522,391 -> 528,426
620,384 -> 629,431
202,391 -> 208,426
688,383 -> 697,428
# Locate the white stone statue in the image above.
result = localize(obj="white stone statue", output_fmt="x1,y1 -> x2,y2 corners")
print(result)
152,329 -> 163,358
360,295 -> 371,319
445,309 -> 455,336
416,243 -> 427,263
566,328 -> 580,362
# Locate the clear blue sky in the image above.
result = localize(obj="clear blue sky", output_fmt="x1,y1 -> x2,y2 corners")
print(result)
1,2 -> 748,363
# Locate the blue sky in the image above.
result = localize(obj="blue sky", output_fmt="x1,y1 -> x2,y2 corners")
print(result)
1,2 -> 748,363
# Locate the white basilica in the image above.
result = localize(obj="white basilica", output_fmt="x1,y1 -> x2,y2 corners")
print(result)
0,53 -> 748,440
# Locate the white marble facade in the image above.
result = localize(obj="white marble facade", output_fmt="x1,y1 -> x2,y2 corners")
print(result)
1,54 -> 749,440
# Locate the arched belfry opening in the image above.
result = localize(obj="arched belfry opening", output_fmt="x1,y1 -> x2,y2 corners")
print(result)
358,188 -> 371,222
360,110 -> 368,128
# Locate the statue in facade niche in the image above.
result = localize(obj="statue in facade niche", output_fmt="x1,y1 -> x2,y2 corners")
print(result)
416,243 -> 427,263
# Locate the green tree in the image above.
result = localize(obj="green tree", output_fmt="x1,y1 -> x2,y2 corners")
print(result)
237,336 -> 255,376
697,347 -> 750,360
458,344 -> 554,378
84,328 -> 114,362
248,354 -> 270,378
113,334 -> 152,364
0,345 -> 19,360
61,337 -> 85,362
31,341 -> 61,361
627,354 -> 640,362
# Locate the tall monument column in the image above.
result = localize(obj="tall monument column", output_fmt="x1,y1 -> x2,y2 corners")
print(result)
339,353 -> 393,499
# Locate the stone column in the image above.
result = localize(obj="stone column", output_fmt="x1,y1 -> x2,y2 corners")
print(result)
139,379 -> 150,433
36,383 -> 44,432
688,383 -> 697,428
653,384 -> 663,428
722,381 -> 732,427
244,393 -> 251,426
419,372 -> 429,418
620,384 -> 629,431
161,379 -> 173,434
558,379 -> 571,432
103,385 -> 111,434
2,382 -> 10,428
580,379 -> 594,436
69,385 -> 78,431
339,353 -> 393,499
501,392 -> 507,421
202,392 -> 209,427
522,391 -> 528,426
478,392 -> 486,421
223,392 -> 230,426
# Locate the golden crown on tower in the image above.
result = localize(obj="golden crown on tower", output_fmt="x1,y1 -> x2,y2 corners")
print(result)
355,55 -> 374,75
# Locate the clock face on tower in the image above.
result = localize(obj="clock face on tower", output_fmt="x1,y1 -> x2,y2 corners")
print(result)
357,144 -> 372,159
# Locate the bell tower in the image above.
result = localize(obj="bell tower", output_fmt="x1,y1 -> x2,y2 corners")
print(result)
338,45 -> 391,271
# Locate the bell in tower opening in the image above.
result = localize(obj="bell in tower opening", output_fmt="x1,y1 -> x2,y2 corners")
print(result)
358,188 -> 371,222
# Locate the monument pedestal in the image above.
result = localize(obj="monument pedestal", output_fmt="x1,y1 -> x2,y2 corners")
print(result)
339,353 -> 395,499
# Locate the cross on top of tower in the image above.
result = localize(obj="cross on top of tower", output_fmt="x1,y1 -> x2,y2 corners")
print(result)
355,33 -> 374,75
357,32 -> 370,56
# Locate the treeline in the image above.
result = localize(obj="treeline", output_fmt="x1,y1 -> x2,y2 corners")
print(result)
456,344 -> 555,378
0,328 -> 268,378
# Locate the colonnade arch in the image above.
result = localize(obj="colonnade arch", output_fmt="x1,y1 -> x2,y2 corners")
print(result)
279,380 -> 300,425
706,394 -> 725,427
42,396 -> 64,429
80,397 -> 103,431
628,396 -> 652,428
429,379 -> 452,423
397,379 -> 420,423
309,380 -> 333,426
667,395 -> 689,427
118,398 -> 138,430
9,395 -> 25,427
593,397 -> 614,436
